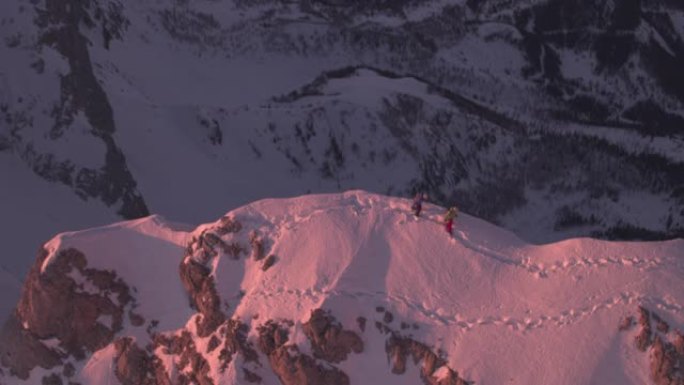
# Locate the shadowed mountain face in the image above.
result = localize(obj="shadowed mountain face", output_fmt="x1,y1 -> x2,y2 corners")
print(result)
0,0 -> 682,277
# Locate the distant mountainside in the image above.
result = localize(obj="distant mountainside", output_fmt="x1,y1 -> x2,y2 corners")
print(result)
1,191 -> 683,385
0,0 -> 682,321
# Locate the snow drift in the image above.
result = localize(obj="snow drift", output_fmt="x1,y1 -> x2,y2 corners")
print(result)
1,191 -> 683,385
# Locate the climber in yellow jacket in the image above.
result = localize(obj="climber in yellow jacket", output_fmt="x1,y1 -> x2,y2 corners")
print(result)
444,206 -> 458,235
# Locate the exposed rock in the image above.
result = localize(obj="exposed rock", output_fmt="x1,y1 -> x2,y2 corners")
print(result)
675,332 -> 684,355
262,255 -> 277,271
302,309 -> 363,363
178,256 -> 225,337
636,306 -> 654,351
113,337 -> 165,385
207,335 -> 220,353
383,311 -> 394,324
258,320 -> 349,385
154,331 -> 212,385
649,336 -> 683,385
0,247 -> 133,378
375,321 -> 391,334
146,320 -> 159,335
216,216 -> 242,235
200,231 -> 244,259
631,307 -> 684,385
129,311 -> 145,327
249,231 -> 267,261
218,319 -> 259,372
619,316 -> 635,331
0,314 -> 62,379
222,242 -> 245,260
356,316 -> 366,332
386,333 -> 470,385
257,321 -> 291,356
268,346 -> 349,385
652,313 -> 670,334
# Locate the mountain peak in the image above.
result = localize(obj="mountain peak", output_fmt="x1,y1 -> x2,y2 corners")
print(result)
1,191 -> 682,384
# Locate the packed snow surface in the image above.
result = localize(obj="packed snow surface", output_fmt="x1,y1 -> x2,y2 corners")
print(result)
17,191 -> 684,384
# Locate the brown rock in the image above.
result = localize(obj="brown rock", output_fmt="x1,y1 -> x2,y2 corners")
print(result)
154,331 -> 212,385
262,255 -> 277,271
249,232 -> 267,261
1,247 -> 133,377
114,338 -> 156,385
356,316 -> 366,332
635,306 -> 653,351
179,256 -> 225,337
221,242 -> 245,259
302,309 -> 363,363
383,311 -> 394,324
652,313 -> 670,334
257,321 -> 290,355
268,347 -> 349,385
0,313 -> 62,379
675,332 -> 684,356
207,335 -> 220,353
631,308 -> 684,385
218,319 -> 259,372
258,320 -> 349,385
375,321 -> 391,334
129,311 -> 145,327
649,336 -> 682,385
618,316 -> 635,331
386,333 -> 470,385
217,216 -> 242,235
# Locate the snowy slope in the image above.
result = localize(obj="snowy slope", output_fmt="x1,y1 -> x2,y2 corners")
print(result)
2,0 -> 684,331
1,191 -> 682,385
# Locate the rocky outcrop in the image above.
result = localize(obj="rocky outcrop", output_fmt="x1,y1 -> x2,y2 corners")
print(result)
258,320 -> 350,385
625,307 -> 684,385
179,257 -> 225,338
371,312 -> 469,385
0,314 -> 61,380
302,309 -> 363,363
154,331 -> 213,385
179,225 -> 247,338
217,319 -> 259,371
114,337 -> 168,385
261,254 -> 278,271
636,306 -> 655,352
0,247 -> 133,379
386,334 -> 470,385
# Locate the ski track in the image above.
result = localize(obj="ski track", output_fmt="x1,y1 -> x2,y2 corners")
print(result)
232,197 -> 680,335
247,286 -> 684,334
254,199 -> 669,280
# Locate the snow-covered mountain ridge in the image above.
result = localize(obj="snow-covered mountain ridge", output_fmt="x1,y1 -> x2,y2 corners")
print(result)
1,0 -> 683,327
1,191 -> 683,385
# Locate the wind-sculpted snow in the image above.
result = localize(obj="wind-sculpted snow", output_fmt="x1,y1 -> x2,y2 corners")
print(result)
0,191 -> 682,384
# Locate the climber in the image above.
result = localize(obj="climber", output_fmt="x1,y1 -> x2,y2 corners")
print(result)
411,192 -> 427,217
444,206 -> 458,235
